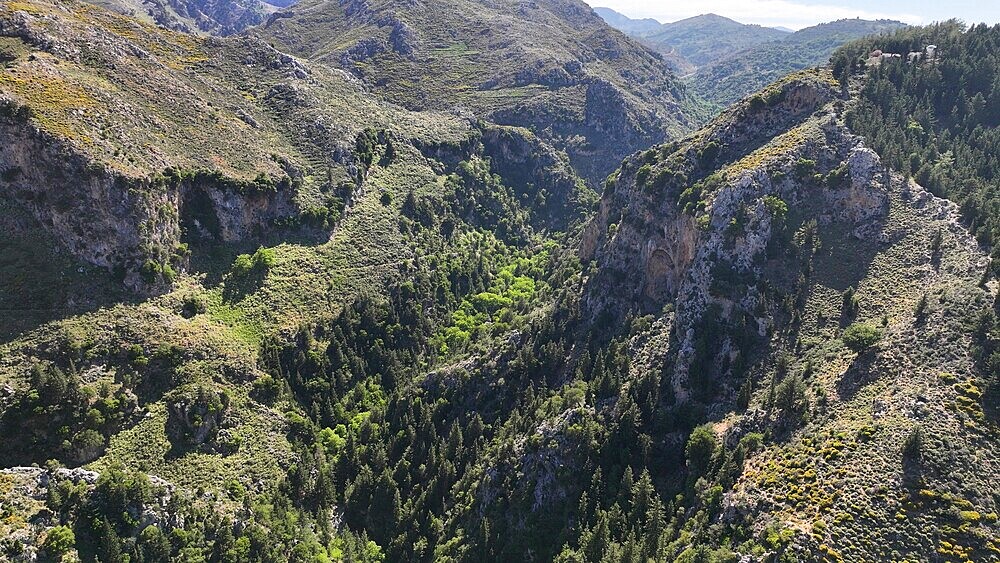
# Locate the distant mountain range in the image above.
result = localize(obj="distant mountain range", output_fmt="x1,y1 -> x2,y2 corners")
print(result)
690,18 -> 907,105
595,7 -> 906,105
641,13 -> 791,67
592,6 -> 662,36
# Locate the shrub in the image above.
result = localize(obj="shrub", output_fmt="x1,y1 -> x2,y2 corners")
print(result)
698,141 -> 721,165
251,247 -> 276,270
762,195 -> 788,220
252,374 -> 282,403
841,286 -> 860,319
161,263 -> 176,283
230,247 -> 276,282
842,322 -> 883,353
181,294 -> 207,318
140,259 -> 162,284
775,373 -> 807,418
914,292 -> 928,323
794,158 -> 816,178
42,525 -> 75,558
635,164 -> 653,187
827,164 -> 849,188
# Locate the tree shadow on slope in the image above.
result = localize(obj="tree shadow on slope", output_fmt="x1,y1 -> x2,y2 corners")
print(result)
835,351 -> 879,402
809,220 -> 884,294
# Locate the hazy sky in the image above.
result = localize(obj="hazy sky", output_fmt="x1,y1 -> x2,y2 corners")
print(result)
587,0 -> 1000,30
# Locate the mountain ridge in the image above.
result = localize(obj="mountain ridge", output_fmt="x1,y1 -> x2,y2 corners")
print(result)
255,0 -> 710,185
691,18 -> 907,105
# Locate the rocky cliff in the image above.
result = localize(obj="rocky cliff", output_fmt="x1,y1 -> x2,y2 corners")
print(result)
574,68 -> 998,559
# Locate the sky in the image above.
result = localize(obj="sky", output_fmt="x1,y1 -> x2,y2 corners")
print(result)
586,0 -> 1000,31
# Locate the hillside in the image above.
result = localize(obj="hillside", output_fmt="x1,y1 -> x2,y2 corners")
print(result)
597,10 -> 906,108
85,0 -> 283,35
0,0 -> 593,558
574,69 -> 998,560
1,2 -> 1000,562
641,13 -> 789,68
692,18 -> 907,106
255,0 -> 709,184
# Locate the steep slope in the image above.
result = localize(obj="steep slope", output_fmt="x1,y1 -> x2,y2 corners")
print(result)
692,18 -> 907,106
255,0 -> 709,184
3,3 -> 999,561
84,0 -> 282,35
236,69 -> 999,561
0,0 -> 595,558
2,0 -> 588,289
642,13 -> 789,68
592,6 -> 697,75
562,68 -> 998,560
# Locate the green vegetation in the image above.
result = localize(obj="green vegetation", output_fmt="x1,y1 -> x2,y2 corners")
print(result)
691,19 -> 905,106
256,0 -> 711,184
42,525 -> 75,558
1,2 -> 998,562
641,13 -> 788,67
833,22 -> 1000,263
841,322 -> 884,353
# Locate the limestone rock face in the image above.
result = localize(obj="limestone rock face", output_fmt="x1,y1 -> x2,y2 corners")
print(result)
0,117 -> 173,289
0,114 -> 298,290
581,71 -> 892,400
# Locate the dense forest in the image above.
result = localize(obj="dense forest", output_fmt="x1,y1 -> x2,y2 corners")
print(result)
833,22 -> 1000,256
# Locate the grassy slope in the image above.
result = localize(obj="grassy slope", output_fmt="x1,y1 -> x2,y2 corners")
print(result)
733,165 -> 997,560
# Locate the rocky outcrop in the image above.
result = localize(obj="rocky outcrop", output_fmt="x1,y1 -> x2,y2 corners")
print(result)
479,124 -> 592,231
488,75 -> 665,187
581,72 -> 890,401
256,0 -> 704,187
0,107 -> 300,289
0,111 -> 178,289
414,123 -> 593,232
166,386 -> 230,448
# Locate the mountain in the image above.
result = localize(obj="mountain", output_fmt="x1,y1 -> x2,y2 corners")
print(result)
592,7 -> 662,37
571,67 -> 998,561
1,2 -> 999,562
0,0 -> 595,557
641,13 -> 790,67
597,11 -> 907,109
255,0 -> 710,184
691,18 -> 907,106
85,0 -> 285,35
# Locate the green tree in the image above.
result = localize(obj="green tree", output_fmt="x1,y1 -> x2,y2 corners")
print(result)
842,322 -> 883,353
42,525 -> 75,559
685,424 -> 718,476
